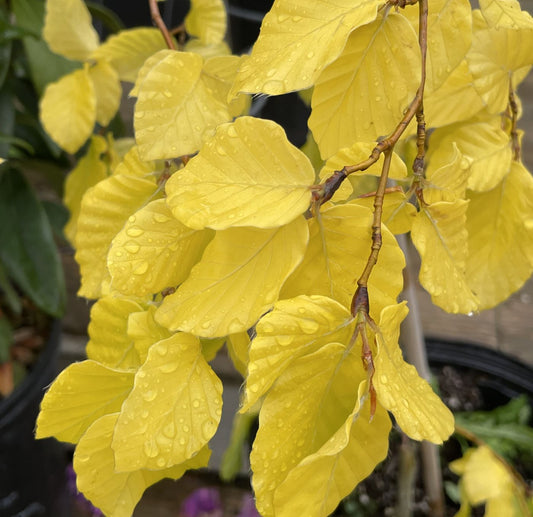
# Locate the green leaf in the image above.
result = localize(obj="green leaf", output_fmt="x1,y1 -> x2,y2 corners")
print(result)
0,166 -> 65,317
0,87 -> 15,158
0,315 -> 12,363
0,261 -> 22,314
42,200 -> 69,242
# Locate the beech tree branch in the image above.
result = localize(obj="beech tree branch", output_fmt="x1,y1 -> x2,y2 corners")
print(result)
149,0 -> 176,50
508,78 -> 521,161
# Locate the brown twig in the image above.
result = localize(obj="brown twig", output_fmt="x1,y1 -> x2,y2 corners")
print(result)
149,0 -> 176,50
508,78 -> 521,161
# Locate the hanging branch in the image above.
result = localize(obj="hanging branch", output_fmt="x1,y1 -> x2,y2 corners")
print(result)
351,0 -> 428,314
508,78 -> 521,162
149,0 -> 176,50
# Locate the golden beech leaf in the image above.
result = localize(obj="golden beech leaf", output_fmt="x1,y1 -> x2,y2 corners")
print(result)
64,135 -> 108,245
134,50 -> 232,160
423,144 -> 470,204
230,0 -> 383,96
273,386 -> 391,517
112,333 -> 222,471
466,161 -> 533,310
227,332 -> 250,377
155,217 -> 309,338
75,173 -> 159,299
318,142 -> 407,202
43,0 -> 99,61
242,295 -> 354,412
111,145 -> 154,177
127,306 -> 172,364
450,446 -> 529,516
129,49 -> 174,97
86,296 -> 145,369
403,0 -> 472,92
108,199 -> 214,297
251,343 -> 365,516
411,201 -> 479,314
202,55 -> 249,117
427,114 -> 512,192
74,414 -> 211,517
467,10 -> 533,113
40,67 -> 96,154
424,60 -> 486,128
36,361 -> 134,444
165,117 -> 316,230
185,0 -> 227,45
480,0 -> 533,30
351,193 -> 417,235
91,28 -> 168,82
88,59 -> 121,126
373,303 -> 455,444
200,337 -> 225,362
309,13 -> 421,159
184,38 -> 232,60
280,204 -> 405,321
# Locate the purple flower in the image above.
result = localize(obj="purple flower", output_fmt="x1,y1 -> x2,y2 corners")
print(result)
180,487 -> 223,517
237,493 -> 261,517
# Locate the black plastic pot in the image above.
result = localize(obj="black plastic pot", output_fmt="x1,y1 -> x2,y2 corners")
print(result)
426,338 -> 533,409
0,321 -> 68,517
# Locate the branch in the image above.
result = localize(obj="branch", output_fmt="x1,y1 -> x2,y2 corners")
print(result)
508,78 -> 521,161
149,0 -> 176,50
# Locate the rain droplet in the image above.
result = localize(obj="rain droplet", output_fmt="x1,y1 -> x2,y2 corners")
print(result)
178,437 -> 186,446
202,420 -> 215,440
134,262 -> 149,275
157,457 -> 166,468
380,374 -> 388,384
143,389 -> 157,402
126,226 -> 144,238
163,90 -> 172,98
160,362 -> 178,373
182,424 -> 190,433
163,422 -> 176,438
266,68 -> 277,78
216,145 -> 227,156
125,242 -> 140,254
143,440 -> 159,458
277,335 -> 293,346
306,51 -> 314,59
226,125 -> 238,138
154,213 -> 170,223
157,343 -> 168,356
192,399 -> 200,408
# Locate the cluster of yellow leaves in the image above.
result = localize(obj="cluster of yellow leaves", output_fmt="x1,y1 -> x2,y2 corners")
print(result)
36,0 -> 533,515
451,446 -> 532,516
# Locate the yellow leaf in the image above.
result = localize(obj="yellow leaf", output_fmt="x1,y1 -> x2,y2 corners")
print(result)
227,332 -> 249,376
43,0 -> 99,61
251,343 -> 365,516
309,13 -> 421,158
200,336 -> 225,362
74,414 -> 210,517
466,161 -> 533,309
243,295 -> 354,412
411,201 -> 479,314
467,11 -> 533,113
280,204 -> 405,321
155,217 -> 309,337
165,117 -> 315,230
129,49 -> 174,97
403,0 -> 472,92
230,0 -> 383,95
111,145 -> 154,177
202,55 -> 249,117
185,0 -> 227,45
424,60 -> 486,128
75,173 -> 159,299
64,135 -> 108,245
108,199 -> 214,297
88,59 -> 121,126
127,306 -> 172,364
39,67 -> 96,153
36,360 -> 134,443
273,386 -> 391,517
427,114 -> 512,192
318,142 -> 407,202
92,28 -> 168,82
423,144 -> 470,204
134,50 -> 232,160
184,38 -> 232,59
112,333 -> 222,471
374,303 -> 455,443
351,192 -> 417,235
480,0 -> 533,29
86,296 -> 145,369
